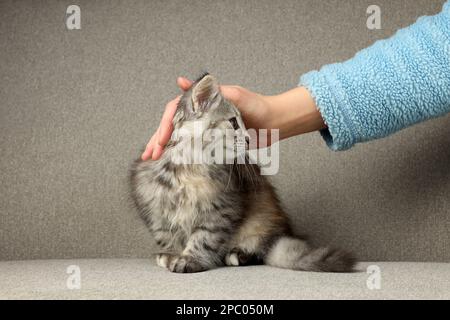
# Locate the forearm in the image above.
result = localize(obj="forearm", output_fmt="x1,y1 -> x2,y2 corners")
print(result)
266,87 -> 326,140
300,1 -> 450,150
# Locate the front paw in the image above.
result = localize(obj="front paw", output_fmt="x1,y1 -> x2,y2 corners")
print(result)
171,256 -> 208,273
225,248 -> 260,266
156,253 -> 173,269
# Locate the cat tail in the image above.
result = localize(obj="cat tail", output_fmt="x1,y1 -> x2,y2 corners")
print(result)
264,236 -> 356,273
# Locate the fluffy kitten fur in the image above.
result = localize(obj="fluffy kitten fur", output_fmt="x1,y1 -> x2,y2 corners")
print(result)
130,74 -> 355,273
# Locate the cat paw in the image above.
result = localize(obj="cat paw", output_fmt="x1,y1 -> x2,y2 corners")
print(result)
170,256 -> 207,273
225,248 -> 253,266
225,252 -> 240,266
156,253 -> 173,269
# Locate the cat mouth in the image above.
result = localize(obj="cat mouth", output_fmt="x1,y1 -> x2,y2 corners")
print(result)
235,134 -> 250,150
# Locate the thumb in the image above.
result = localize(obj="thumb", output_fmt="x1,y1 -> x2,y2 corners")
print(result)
220,86 -> 244,106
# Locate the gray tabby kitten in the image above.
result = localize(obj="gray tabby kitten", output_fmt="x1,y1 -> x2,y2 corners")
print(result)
130,74 -> 355,273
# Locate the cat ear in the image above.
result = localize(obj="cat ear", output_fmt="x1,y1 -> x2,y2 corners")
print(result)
191,75 -> 219,111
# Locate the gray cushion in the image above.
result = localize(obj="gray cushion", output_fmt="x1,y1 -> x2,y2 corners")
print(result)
1,259 -> 449,299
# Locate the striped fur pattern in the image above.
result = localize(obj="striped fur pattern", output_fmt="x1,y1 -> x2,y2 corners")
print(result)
130,74 -> 355,273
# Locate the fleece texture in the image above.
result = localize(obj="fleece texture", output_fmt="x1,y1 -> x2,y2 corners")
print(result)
300,1 -> 450,151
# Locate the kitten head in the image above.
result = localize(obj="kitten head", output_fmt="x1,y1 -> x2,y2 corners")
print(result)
171,73 -> 249,164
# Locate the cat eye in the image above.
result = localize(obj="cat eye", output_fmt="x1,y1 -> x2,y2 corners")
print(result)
229,117 -> 239,130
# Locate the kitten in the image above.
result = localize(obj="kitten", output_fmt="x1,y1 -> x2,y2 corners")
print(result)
130,73 -> 355,273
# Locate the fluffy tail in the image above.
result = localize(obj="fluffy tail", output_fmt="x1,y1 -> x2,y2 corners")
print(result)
264,236 -> 356,272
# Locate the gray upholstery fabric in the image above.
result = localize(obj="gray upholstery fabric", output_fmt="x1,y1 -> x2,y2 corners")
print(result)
1,0 -> 449,264
1,259 -> 449,299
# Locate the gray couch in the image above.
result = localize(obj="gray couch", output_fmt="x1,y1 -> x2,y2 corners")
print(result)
1,0 -> 449,300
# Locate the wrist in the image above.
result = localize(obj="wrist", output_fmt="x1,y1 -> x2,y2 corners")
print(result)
267,87 -> 326,140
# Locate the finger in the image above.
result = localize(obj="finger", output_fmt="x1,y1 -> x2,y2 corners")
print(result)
220,86 -> 244,106
141,132 -> 158,161
177,77 -> 193,91
142,133 -> 157,160
158,97 -> 180,146
151,143 -> 164,160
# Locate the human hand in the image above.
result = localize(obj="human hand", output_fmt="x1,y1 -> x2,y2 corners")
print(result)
141,77 -> 273,161
141,77 -> 325,161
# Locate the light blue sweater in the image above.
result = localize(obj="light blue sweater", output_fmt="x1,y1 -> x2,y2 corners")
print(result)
300,1 -> 450,151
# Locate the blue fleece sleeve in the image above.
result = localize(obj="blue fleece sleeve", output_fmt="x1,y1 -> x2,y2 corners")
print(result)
300,1 -> 450,151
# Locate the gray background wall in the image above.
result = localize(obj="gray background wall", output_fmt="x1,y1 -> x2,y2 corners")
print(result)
1,0 -> 449,262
